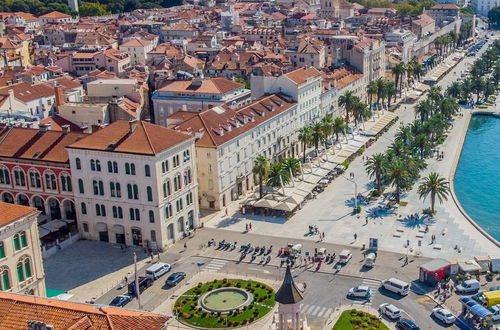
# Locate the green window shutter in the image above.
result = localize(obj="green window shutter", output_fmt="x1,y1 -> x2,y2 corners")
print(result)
0,244 -> 4,259
24,261 -> 31,278
2,272 -> 10,290
20,233 -> 27,248
13,236 -> 20,251
17,264 -> 24,282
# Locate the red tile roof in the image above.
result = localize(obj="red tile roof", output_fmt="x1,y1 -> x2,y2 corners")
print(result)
158,78 -> 243,94
284,67 -> 322,85
67,120 -> 192,155
39,116 -> 85,133
39,11 -> 71,19
0,291 -> 168,330
0,202 -> 38,227
0,127 -> 87,163
431,4 -> 459,9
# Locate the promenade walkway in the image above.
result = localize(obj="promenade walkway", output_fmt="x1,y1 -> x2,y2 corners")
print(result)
205,44 -> 499,260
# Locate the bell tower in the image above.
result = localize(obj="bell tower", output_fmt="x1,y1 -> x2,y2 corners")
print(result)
275,266 -> 309,330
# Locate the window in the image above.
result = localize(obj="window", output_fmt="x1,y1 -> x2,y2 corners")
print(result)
61,174 -> 72,192
95,160 -> 101,171
108,161 -> 118,173
165,204 -> 173,218
145,165 -> 150,177
13,232 -> 27,251
118,206 -> 123,218
163,180 -> 171,198
146,186 -> 153,202
82,223 -> 89,232
129,208 -> 140,221
81,202 -> 87,215
186,192 -> 193,205
0,268 -> 10,290
110,182 -> 121,198
23,258 -> 31,279
96,204 -> 101,216
174,174 -> 182,191
130,163 -> 135,175
183,150 -> 190,162
113,206 -> 118,218
91,159 -> 95,171
29,171 -> 41,188
176,199 -> 183,212
0,167 -> 10,185
78,179 -> 84,194
45,172 -> 57,190
161,160 -> 169,173
101,205 -> 106,217
93,180 -> 104,195
127,184 -> 138,199
149,210 -> 154,223
184,169 -> 192,185
173,155 -> 180,168
17,262 -> 24,282
110,182 -> 116,197
0,242 -> 4,259
13,169 -> 25,187
75,158 -> 81,170
151,230 -> 156,242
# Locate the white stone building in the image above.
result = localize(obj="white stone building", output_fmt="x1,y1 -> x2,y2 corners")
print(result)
119,38 -> 154,66
66,120 -> 199,250
0,202 -> 46,297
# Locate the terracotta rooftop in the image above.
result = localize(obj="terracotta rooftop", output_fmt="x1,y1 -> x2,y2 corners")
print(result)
39,116 -> 85,133
0,82 -> 54,103
172,94 -> 296,148
431,4 -> 459,9
158,78 -> 243,94
39,11 -> 71,19
121,38 -> 151,48
284,67 -> 322,85
0,202 -> 38,227
67,120 -> 192,155
0,126 -> 87,163
0,291 -> 168,330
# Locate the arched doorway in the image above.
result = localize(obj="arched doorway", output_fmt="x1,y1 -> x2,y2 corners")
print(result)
131,228 -> 142,246
167,223 -> 174,240
32,196 -> 45,215
96,222 -> 108,242
112,225 -> 125,244
2,192 -> 14,204
187,211 -> 194,230
177,217 -> 185,233
47,198 -> 61,219
17,194 -> 29,206
62,200 -> 76,220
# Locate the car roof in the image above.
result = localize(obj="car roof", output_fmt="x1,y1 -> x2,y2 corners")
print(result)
399,318 -> 417,325
357,286 -> 369,290
464,279 -> 479,284
386,304 -> 399,312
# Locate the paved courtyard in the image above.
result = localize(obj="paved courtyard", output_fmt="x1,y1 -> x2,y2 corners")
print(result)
205,36 -> 500,260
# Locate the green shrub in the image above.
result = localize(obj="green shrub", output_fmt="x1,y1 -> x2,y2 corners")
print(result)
423,208 -> 435,216
341,160 -> 350,169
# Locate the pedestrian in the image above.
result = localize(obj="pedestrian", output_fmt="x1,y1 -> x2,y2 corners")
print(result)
124,276 -> 128,284
184,242 -> 187,249
246,223 -> 248,231
441,151 -> 444,159
322,232 -> 325,240
354,233 -> 357,240
150,254 -> 153,261
120,244 -> 124,251
225,208 -> 228,217
404,255 -> 408,265
249,223 -> 252,231
406,239 -> 410,247
365,217 -> 368,225
314,247 -> 318,254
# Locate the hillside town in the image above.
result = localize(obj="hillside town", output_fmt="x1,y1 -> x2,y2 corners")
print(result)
0,0 -> 499,329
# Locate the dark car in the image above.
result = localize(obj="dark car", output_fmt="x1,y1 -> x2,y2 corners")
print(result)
166,272 -> 186,286
127,276 -> 153,296
109,295 -> 131,307
396,318 -> 420,330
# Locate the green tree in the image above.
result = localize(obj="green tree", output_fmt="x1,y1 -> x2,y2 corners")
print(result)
267,162 -> 291,192
282,158 -> 301,178
321,116 -> 334,148
386,159 -> 410,203
338,91 -> 358,123
253,156 -> 270,199
298,127 -> 312,163
412,133 -> 431,159
367,80 -> 378,110
391,62 -> 406,97
488,6 -> 500,28
234,78 -> 250,89
415,99 -> 433,123
471,77 -> 485,103
446,82 -> 461,98
331,117 -> 347,143
365,153 -> 387,192
311,122 -> 324,156
417,172 -> 450,213
79,2 -> 110,16
384,81 -> 397,106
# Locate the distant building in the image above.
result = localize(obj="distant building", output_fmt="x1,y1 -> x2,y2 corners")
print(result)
66,120 -> 199,249
429,4 -> 460,26
0,291 -> 169,329
319,0 -> 355,20
38,11 -> 73,25
0,202 -> 45,296
472,0 -> 500,16
68,0 -> 78,12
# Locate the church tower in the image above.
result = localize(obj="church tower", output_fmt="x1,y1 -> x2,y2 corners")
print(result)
68,0 -> 78,13
275,266 -> 309,330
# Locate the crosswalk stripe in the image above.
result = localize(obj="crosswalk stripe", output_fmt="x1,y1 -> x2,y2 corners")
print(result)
209,260 -> 227,265
305,305 -> 316,314
317,307 -> 327,317
362,279 -> 380,285
311,306 -> 321,316
325,308 -> 333,317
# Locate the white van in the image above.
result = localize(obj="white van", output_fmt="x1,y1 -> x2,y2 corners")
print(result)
364,253 -> 376,268
455,279 -> 480,294
339,250 -> 352,264
146,263 -> 171,280
381,278 -> 410,296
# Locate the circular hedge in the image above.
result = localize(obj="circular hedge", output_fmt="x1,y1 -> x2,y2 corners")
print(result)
173,279 -> 275,328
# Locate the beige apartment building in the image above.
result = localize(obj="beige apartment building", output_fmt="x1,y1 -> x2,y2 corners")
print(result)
0,202 -> 46,296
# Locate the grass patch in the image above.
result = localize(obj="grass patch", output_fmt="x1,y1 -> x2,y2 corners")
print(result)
174,279 -> 275,328
332,309 -> 389,330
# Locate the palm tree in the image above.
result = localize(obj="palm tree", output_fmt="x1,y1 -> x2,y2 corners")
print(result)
388,140 -> 409,159
282,157 -> 301,178
267,162 -> 291,193
439,97 -> 459,120
352,100 -> 370,126
311,122 -> 324,156
417,172 -> 450,213
298,127 -> 312,163
471,77 -> 485,103
367,80 -> 378,110
384,81 -> 397,107
321,116 -> 333,148
412,133 -> 431,159
493,61 -> 500,85
446,82 -> 461,98
338,91 -> 358,123
427,86 -> 443,107
365,153 -> 387,192
461,78 -> 473,104
395,125 -> 413,146
386,159 -> 410,203
483,80 -> 496,102
375,78 -> 386,105
391,62 -> 406,96
331,117 -> 346,144
253,156 -> 270,199
415,99 -> 433,123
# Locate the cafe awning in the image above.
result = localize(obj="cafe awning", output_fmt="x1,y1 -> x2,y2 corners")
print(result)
254,199 -> 278,208
38,227 -> 51,238
41,219 -> 67,232
112,225 -> 125,234
274,202 -> 297,212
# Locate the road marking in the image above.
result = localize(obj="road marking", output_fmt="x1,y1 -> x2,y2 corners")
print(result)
311,306 -> 322,316
304,304 -> 316,314
248,268 -> 270,274
209,260 -> 228,265
317,307 -> 327,317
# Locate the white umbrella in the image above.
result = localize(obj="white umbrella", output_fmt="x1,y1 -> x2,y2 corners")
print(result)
253,199 -> 278,208
274,201 -> 297,212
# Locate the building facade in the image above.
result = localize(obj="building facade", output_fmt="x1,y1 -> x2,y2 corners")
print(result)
66,120 -> 199,250
0,202 -> 46,297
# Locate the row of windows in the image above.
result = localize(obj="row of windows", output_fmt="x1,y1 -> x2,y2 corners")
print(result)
0,232 -> 28,260
162,170 -> 192,198
78,180 -> 154,202
0,257 -> 33,291
80,202 -> 156,223
0,167 -> 71,192
76,158 -> 151,177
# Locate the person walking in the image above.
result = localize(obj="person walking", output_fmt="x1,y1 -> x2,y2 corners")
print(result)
354,233 -> 357,240
184,242 -> 187,249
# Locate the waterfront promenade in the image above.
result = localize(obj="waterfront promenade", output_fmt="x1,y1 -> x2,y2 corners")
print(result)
205,40 -> 500,260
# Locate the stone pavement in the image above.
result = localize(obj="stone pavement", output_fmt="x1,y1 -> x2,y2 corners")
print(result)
204,42 -> 499,260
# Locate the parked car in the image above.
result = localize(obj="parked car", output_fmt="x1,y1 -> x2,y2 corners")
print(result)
432,307 -> 456,324
347,286 -> 372,298
109,295 -> 131,307
456,279 -> 480,294
381,278 -> 410,296
488,305 -> 500,322
127,276 -> 153,296
396,318 -> 420,330
379,303 -> 401,320
338,250 -> 352,264
166,272 -> 186,286
489,286 -> 500,292
146,262 -> 171,280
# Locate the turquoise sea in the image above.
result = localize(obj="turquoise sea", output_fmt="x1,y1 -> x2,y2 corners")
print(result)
454,114 -> 500,242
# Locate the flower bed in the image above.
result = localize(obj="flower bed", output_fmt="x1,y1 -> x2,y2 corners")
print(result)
174,279 -> 275,328
332,309 -> 389,330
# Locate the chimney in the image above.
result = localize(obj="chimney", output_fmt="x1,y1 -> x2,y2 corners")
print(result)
61,124 -> 70,134
129,119 -> 139,133
39,123 -> 50,132
55,86 -> 65,106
